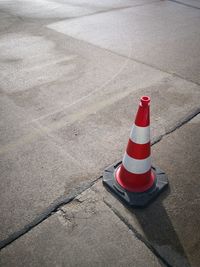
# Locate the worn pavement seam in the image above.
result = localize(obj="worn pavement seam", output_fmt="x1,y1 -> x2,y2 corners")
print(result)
168,0 -> 200,10
103,199 -> 173,267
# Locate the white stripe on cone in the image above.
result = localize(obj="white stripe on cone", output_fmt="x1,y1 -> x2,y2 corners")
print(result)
123,152 -> 151,174
130,124 -> 150,144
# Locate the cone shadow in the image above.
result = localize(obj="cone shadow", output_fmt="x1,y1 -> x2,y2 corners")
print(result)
129,187 -> 191,267
103,162 -> 192,266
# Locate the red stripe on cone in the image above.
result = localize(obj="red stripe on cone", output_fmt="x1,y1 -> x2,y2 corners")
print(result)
135,96 -> 150,127
115,165 -> 155,192
126,139 -> 150,160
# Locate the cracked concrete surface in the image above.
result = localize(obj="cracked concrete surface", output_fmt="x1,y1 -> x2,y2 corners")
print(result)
0,183 -> 165,267
0,0 -> 200,265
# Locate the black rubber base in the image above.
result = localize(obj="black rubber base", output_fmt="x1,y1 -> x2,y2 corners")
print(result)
102,162 -> 168,207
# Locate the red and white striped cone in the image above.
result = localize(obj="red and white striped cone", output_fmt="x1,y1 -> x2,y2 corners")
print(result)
103,96 -> 168,207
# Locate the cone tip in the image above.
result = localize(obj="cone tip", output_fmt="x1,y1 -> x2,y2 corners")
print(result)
141,96 -> 150,106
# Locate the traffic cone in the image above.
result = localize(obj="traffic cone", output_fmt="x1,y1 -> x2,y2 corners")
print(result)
103,96 -> 168,207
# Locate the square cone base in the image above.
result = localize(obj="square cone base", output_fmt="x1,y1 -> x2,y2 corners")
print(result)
102,162 -> 168,207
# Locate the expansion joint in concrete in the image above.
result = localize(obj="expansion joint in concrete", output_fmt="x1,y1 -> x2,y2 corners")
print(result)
152,107 -> 200,146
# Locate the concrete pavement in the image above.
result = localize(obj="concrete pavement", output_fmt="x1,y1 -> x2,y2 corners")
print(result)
48,0 -> 200,84
0,0 -> 200,265
0,114 -> 200,266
